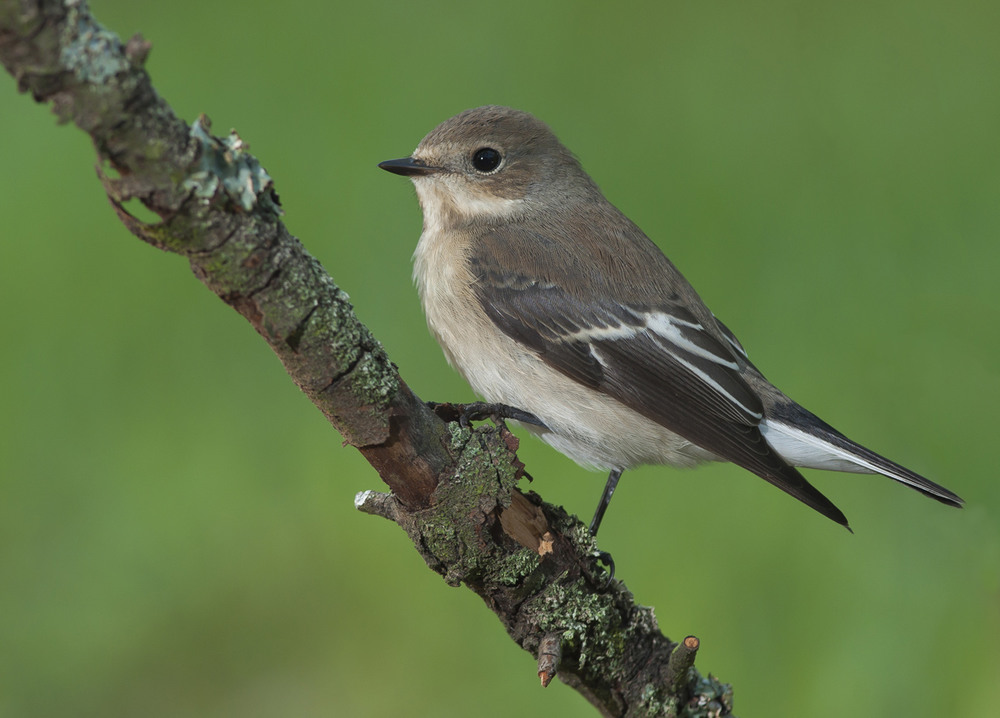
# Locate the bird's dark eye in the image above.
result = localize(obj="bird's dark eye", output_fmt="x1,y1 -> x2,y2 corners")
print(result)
471,147 -> 502,173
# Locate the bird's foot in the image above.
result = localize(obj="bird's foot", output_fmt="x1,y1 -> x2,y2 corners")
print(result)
427,401 -> 542,482
426,401 -> 547,430
594,549 -> 616,586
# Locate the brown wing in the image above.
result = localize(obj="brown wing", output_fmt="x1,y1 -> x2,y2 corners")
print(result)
469,222 -> 850,527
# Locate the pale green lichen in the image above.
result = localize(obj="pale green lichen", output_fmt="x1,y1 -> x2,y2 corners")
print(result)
683,674 -> 734,718
346,345 -> 398,409
491,548 -> 541,586
639,683 -> 680,718
183,117 -> 282,214
534,578 -> 623,672
419,425 -> 522,586
60,2 -> 129,84
446,422 -> 473,452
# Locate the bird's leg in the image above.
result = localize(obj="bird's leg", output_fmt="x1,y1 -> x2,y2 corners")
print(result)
590,468 -> 622,535
426,401 -> 547,430
590,469 -> 623,583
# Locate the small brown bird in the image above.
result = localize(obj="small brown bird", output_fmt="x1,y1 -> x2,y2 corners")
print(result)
380,105 -> 963,534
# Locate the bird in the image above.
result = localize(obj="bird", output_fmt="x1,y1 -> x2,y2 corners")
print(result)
378,105 -> 963,536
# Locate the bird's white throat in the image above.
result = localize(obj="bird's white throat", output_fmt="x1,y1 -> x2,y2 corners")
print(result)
412,175 -> 525,233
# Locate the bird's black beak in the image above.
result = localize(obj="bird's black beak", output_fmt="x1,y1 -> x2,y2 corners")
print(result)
378,157 -> 442,177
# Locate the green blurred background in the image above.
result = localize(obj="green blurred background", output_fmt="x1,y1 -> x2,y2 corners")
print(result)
2,1 -> 997,715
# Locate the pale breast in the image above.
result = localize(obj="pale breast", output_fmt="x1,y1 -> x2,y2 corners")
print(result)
411,225 -> 717,473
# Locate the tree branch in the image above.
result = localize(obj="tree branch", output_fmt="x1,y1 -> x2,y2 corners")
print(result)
0,2 -> 733,715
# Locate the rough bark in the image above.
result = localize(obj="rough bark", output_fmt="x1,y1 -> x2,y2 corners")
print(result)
0,3 -> 733,715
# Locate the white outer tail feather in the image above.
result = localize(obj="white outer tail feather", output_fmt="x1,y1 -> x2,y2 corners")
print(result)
763,419 -> 900,477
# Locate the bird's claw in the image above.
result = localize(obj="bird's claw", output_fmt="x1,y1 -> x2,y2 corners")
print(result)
595,549 -> 615,586
426,401 -> 547,430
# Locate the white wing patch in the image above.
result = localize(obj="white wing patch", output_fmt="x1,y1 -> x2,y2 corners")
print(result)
561,320 -> 643,343
644,312 -> 740,370
564,309 -> 763,421
562,310 -> 734,367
